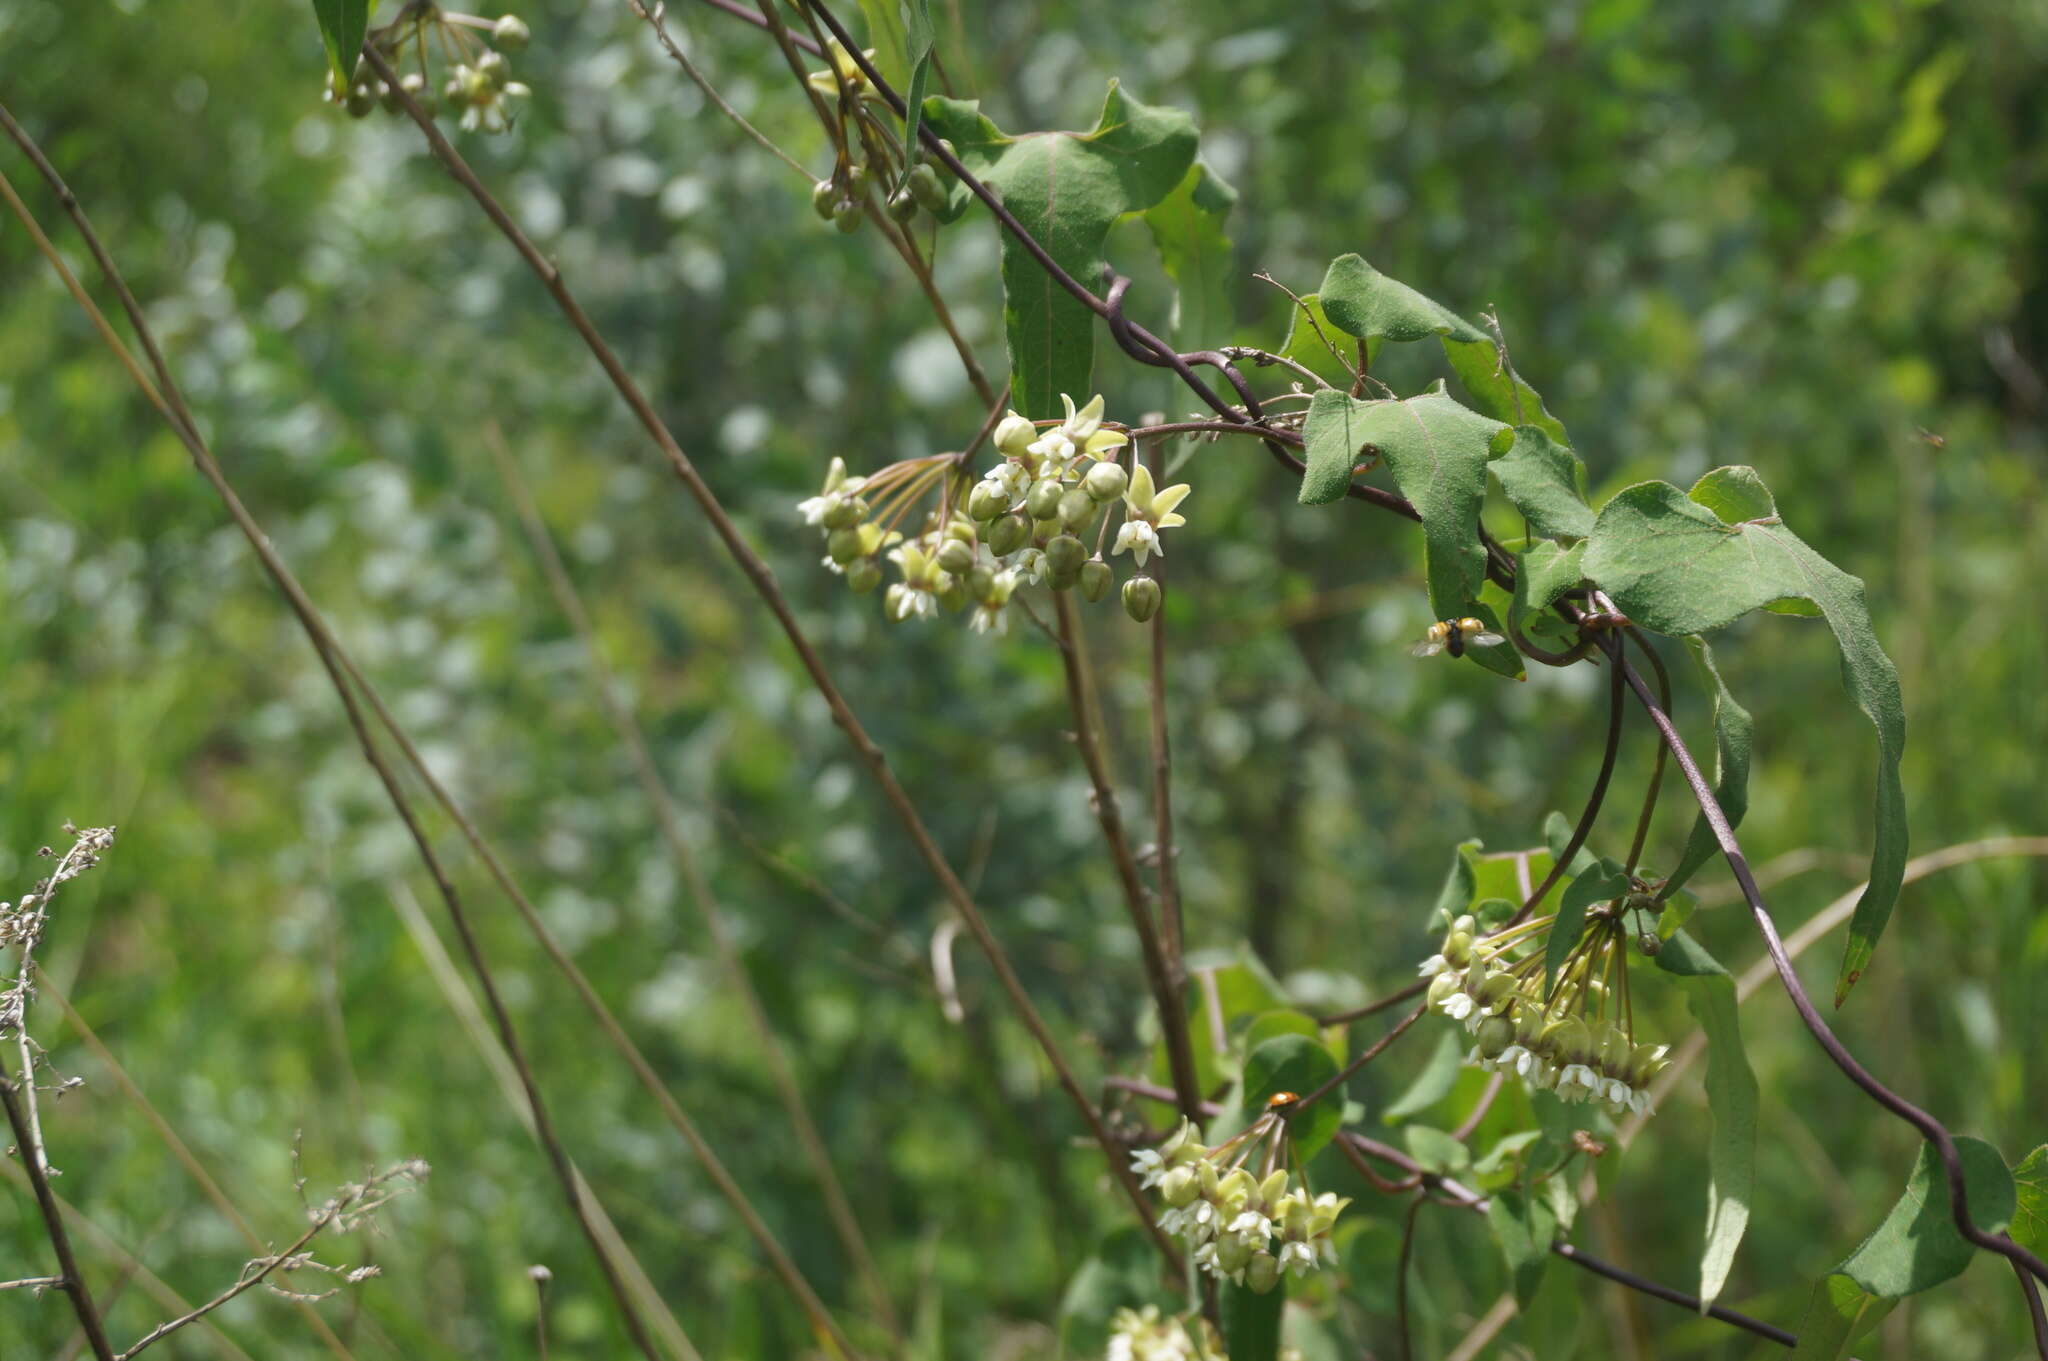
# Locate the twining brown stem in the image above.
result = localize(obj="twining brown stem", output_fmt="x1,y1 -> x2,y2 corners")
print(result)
356,47 -> 1178,1267
486,428 -> 900,1341
0,105 -> 670,1361
1050,593 -> 1203,1123
1294,1002 -> 1426,1112
0,1077 -> 116,1361
1145,435 -> 1186,974
1621,630 -> 1672,877
1607,640 -> 2048,1298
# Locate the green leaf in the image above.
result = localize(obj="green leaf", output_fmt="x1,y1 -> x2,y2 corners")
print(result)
1142,162 -> 1237,346
896,0 -> 935,190
1542,810 -> 1598,877
1401,1123 -> 1469,1174
1486,1187 -> 1557,1306
855,0 -> 911,87
1788,1273 -> 1896,1360
922,86 -> 1197,417
1156,950 -> 1289,1097
1315,253 -> 1568,443
1382,1028 -> 1463,1124
309,0 -> 369,85
1240,1034 -> 1342,1162
1655,930 -> 1758,1310
1841,1137 -> 2015,1297
1514,540 -> 1586,619
1240,1008 -> 1345,1073
1055,1227 -> 1174,1356
1492,426 -> 1594,539
1276,293 -> 1356,388
1582,468 -> 1907,1005
1517,1262 -> 1583,1357
1427,839 -> 1482,928
1543,856 -> 1630,997
1298,386 -> 1506,624
2011,1146 -> 2048,1258
1220,1279 -> 1284,1361
1661,639 -> 1753,899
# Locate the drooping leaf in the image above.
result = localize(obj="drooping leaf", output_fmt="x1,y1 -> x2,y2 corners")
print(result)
1583,468 -> 1907,1005
1661,639 -> 1753,899
1486,1187 -> 1557,1306
1655,930 -> 1758,1310
896,0 -> 935,190
1840,1137 -> 2015,1297
1055,1226 -> 1176,1356
1239,1033 -> 1343,1162
1143,162 -> 1237,346
855,0 -> 911,86
1514,540 -> 1586,619
309,0 -> 369,85
1787,1273 -> 1896,1360
1220,1279 -> 1284,1361
1492,426 -> 1594,539
1543,856 -> 1630,997
1315,253 -> 1569,443
1427,839 -> 1482,928
1382,1028 -> 1464,1124
2011,1145 -> 2048,1258
1298,387 -> 1506,629
922,87 -> 1197,417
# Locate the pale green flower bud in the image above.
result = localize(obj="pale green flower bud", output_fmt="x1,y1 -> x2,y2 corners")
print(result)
476,50 -> 511,89
1082,461 -> 1128,502
886,185 -> 919,222
1057,486 -> 1095,529
1033,517 -> 1061,542
346,82 -> 376,118
936,538 -> 977,576
826,527 -> 864,564
846,559 -> 881,594
1596,1024 -> 1632,1075
1246,1252 -> 1281,1294
908,161 -> 948,212
1218,1168 -> 1257,1213
966,481 -> 1009,521
1443,930 -> 1475,969
1079,558 -> 1112,602
987,514 -> 1028,557
811,179 -> 838,220
1122,576 -> 1161,622
966,566 -> 996,602
1215,1234 -> 1253,1275
1047,565 -> 1080,592
1044,534 -> 1086,574
1025,478 -> 1064,521
1426,971 -> 1461,1008
993,414 -> 1036,460
1258,1169 -> 1289,1208
821,498 -> 862,531
1477,1013 -> 1515,1058
1160,1164 -> 1200,1208
832,199 -> 863,234
492,14 -> 532,50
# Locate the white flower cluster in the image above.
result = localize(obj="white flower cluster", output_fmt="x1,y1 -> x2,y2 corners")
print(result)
1131,1119 -> 1348,1294
1105,1306 -> 1210,1361
1420,914 -> 1671,1118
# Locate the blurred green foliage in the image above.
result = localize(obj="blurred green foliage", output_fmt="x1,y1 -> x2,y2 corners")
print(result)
3,0 -> 2047,1357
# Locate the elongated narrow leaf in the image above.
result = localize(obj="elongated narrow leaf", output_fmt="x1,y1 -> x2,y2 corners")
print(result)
1487,1187 -> 1557,1306
1655,930 -> 1758,1310
1298,387 -> 1505,619
1221,1280 -> 1284,1361
923,86 -> 1196,417
1841,1137 -> 2015,1297
309,0 -> 369,84
896,0 -> 935,185
1788,1273 -> 1896,1360
1543,857 -> 1629,996
1661,639 -> 1753,898
1429,838 -> 1481,927
1143,162 -> 1237,346
1583,467 -> 1907,1005
1492,425 -> 1594,539
2012,1146 -> 2048,1258
1315,253 -> 1569,443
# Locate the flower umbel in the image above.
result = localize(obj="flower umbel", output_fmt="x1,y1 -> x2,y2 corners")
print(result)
1132,1116 -> 1348,1293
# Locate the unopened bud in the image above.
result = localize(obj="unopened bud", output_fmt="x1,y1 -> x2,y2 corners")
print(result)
1079,559 -> 1112,602
987,514 -> 1028,557
1056,487 -> 1096,529
1082,461 -> 1128,502
1044,534 -> 1086,574
967,481 -> 1009,521
1246,1252 -> 1281,1294
1477,1014 -> 1515,1058
907,161 -> 948,212
811,179 -> 839,220
493,15 -> 532,51
832,199 -> 863,234
826,528 -> 863,564
846,559 -> 881,594
821,498 -> 862,530
886,185 -> 919,222
1024,478 -> 1064,521
1122,576 -> 1161,622
936,538 -> 976,576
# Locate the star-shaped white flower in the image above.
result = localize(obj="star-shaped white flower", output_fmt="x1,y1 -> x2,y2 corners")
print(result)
1113,462 -> 1191,567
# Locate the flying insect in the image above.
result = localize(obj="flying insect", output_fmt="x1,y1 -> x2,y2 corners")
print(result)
1412,616 -> 1506,659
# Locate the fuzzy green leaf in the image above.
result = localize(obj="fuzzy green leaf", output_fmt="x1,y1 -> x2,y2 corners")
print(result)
1492,426 -> 1594,539
1401,1123 -> 1469,1174
309,0 -> 369,84
1583,468 -> 1907,1005
1486,1187 -> 1557,1306
1660,638 -> 1754,899
1221,1279 -> 1284,1361
1315,253 -> 1568,443
1276,293 -> 1356,388
1788,1274 -> 1896,1360
1840,1137 -> 2015,1297
1298,387 -> 1506,620
1514,541 -> 1586,619
1655,930 -> 1758,1310
1543,856 -> 1629,997
922,86 -> 1197,417
1143,161 -> 1237,346
2011,1146 -> 2048,1259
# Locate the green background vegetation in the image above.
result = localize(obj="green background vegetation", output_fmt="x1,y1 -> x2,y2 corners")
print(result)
3,0 -> 2046,1356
